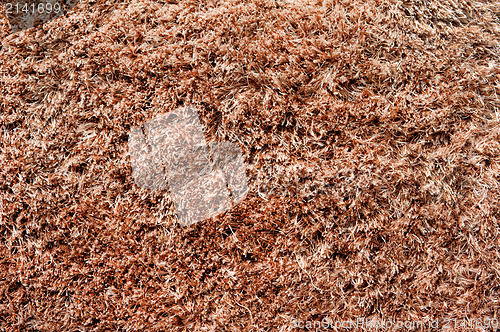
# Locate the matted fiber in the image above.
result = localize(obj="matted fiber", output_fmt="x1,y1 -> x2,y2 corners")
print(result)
1,0 -> 500,330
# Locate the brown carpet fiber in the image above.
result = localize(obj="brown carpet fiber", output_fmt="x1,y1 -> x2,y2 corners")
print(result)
1,0 -> 500,330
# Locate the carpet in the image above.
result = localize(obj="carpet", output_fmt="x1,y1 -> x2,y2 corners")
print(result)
1,0 -> 500,330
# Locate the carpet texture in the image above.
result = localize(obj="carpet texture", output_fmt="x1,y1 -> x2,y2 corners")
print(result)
1,0 -> 500,330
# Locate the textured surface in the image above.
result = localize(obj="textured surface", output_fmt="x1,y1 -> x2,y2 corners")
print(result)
1,0 -> 500,330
